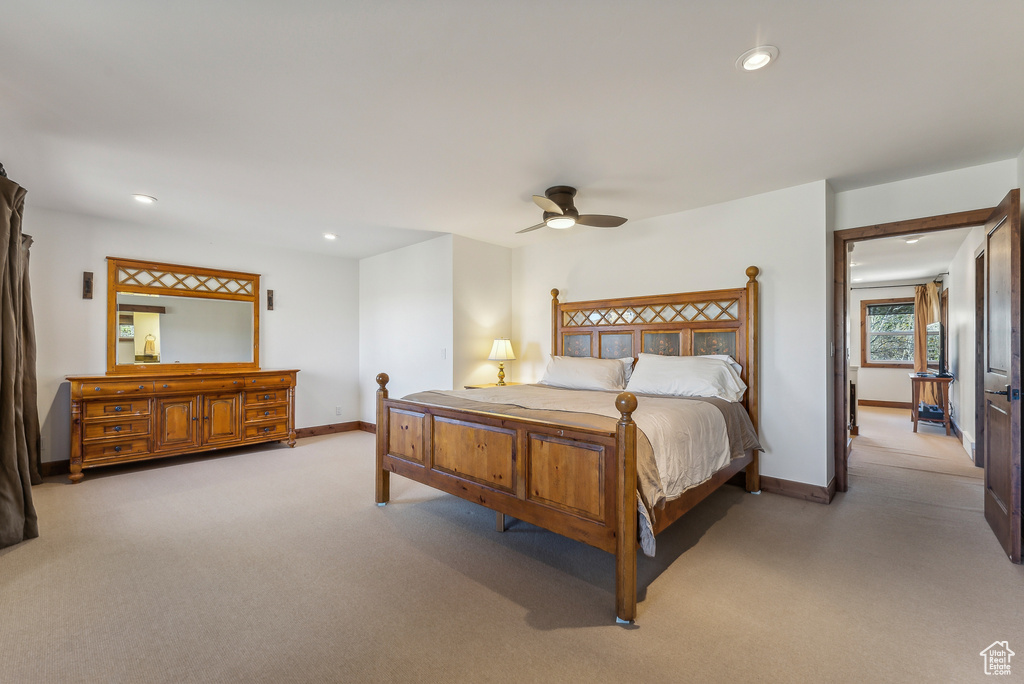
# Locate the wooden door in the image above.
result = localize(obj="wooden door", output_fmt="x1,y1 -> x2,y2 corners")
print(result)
204,393 -> 241,445
983,189 -> 1021,563
156,396 -> 200,452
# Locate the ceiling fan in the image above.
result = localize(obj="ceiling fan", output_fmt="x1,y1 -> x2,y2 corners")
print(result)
517,186 -> 627,234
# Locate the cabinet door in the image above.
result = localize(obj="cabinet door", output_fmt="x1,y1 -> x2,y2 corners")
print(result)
204,393 -> 241,445
156,396 -> 200,451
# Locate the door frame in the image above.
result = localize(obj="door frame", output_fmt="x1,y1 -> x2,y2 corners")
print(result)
975,248 -> 986,468
832,207 -> 994,492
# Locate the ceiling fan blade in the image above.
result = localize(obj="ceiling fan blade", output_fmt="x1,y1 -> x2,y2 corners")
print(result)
576,214 -> 627,228
532,195 -> 563,214
516,222 -> 547,234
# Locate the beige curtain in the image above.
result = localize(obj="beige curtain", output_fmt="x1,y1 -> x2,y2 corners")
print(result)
913,283 -> 941,405
0,174 -> 40,549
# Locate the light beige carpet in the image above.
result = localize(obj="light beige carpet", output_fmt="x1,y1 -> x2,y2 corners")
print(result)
1,408 -> 1021,683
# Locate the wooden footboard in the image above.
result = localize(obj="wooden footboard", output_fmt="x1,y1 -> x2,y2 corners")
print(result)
375,373 -> 640,621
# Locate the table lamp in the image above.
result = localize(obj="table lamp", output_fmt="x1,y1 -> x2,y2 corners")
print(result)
488,339 -> 515,385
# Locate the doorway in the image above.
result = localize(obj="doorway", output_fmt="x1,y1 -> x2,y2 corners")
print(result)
832,207 -> 993,492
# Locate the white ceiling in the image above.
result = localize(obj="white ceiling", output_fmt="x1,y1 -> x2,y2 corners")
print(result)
849,227 -> 975,286
1,1 -> 1022,259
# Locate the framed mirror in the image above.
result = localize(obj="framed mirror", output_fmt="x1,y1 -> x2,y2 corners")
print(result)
106,257 -> 260,375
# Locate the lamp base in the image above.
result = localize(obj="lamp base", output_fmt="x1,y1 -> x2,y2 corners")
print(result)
496,362 -> 506,386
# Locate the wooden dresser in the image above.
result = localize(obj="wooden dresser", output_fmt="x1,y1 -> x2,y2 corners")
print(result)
67,369 -> 298,483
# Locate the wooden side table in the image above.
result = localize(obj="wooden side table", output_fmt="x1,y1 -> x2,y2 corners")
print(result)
909,373 -> 953,435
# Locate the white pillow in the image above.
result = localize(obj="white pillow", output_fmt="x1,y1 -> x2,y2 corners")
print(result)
625,353 -> 747,402
613,357 -> 636,383
539,356 -> 626,391
699,354 -> 742,374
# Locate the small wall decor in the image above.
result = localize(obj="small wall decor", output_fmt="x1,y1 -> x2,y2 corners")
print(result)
267,289 -> 274,310
83,272 -> 93,299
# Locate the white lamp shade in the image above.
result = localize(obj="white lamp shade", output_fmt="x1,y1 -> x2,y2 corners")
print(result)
488,339 -> 515,361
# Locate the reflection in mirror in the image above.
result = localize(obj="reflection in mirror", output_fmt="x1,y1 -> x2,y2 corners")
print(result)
117,309 -> 161,364
115,293 -> 253,366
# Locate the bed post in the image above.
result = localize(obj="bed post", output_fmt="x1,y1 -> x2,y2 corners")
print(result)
551,288 -> 560,356
375,373 -> 390,506
745,266 -> 761,493
615,391 -> 638,623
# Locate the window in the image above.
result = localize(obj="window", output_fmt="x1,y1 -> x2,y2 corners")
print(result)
860,297 -> 940,368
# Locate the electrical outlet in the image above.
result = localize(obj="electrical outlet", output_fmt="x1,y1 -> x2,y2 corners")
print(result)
335,406 -> 343,416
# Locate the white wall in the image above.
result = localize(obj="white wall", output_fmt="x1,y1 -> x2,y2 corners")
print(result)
27,207 -> 361,464
947,225 -> 986,454
834,159 -> 1017,230
1017,146 -> 1024,187
848,285 -> 917,403
452,236 -> 513,388
511,181 -> 833,488
358,235 -> 454,422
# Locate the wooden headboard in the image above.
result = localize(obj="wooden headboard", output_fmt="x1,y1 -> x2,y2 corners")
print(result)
551,266 -> 760,431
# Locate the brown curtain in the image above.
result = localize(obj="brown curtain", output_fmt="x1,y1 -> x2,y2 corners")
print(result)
0,174 -> 40,549
913,283 -> 941,405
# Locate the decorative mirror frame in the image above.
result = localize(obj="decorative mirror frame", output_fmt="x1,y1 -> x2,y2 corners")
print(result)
106,257 -> 261,375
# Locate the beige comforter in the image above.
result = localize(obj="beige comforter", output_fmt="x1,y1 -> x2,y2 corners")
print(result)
402,384 -> 760,556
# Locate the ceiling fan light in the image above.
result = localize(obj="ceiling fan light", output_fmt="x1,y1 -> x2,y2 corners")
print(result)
546,216 -> 576,229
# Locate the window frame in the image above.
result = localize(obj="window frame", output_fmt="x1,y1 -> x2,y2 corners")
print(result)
859,296 -> 945,370
860,297 -> 916,368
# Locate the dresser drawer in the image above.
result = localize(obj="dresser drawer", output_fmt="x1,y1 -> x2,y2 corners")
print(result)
83,438 -> 150,463
83,399 -> 151,419
83,418 -> 150,441
244,420 -> 288,439
154,377 -> 244,393
245,389 -> 288,405
82,381 -> 155,396
244,405 -> 288,422
245,374 -> 294,388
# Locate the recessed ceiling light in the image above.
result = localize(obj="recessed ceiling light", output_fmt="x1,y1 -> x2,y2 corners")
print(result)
736,45 -> 779,71
133,194 -> 157,204
323,233 -> 337,240
905,237 -> 920,244
849,262 -> 859,267
852,278 -> 864,282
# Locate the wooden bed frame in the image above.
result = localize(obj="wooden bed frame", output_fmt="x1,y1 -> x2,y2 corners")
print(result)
375,267 -> 761,622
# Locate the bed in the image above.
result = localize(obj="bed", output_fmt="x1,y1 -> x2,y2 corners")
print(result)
374,267 -> 762,623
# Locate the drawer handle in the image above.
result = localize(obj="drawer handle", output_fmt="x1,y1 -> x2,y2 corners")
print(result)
114,446 -> 122,452
138,385 -> 144,390
264,411 -> 270,416
263,427 -> 271,432
114,426 -> 122,432
114,406 -> 123,412
163,384 -> 169,388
